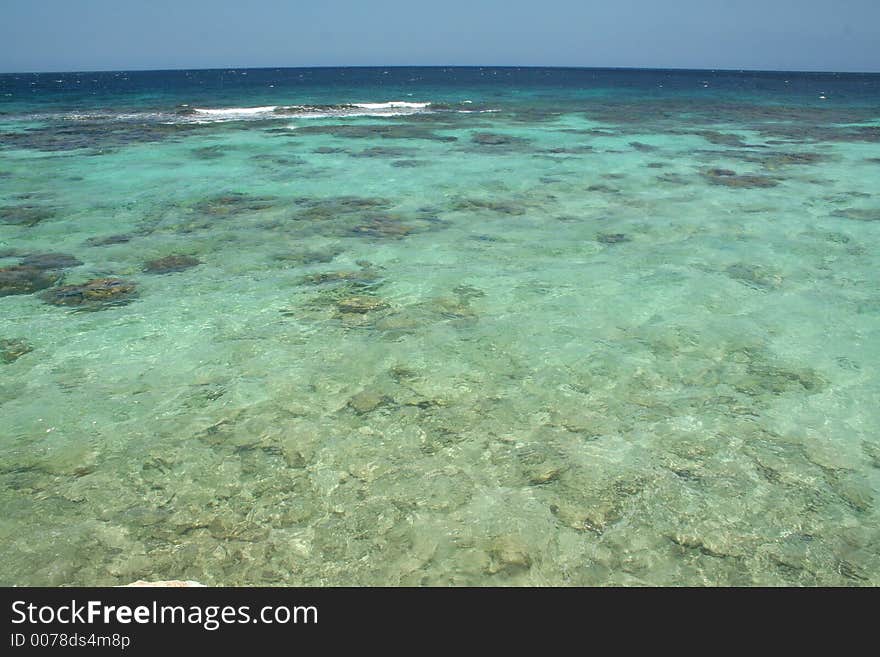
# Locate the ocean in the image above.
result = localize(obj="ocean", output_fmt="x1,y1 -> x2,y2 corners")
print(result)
1,66 -> 878,585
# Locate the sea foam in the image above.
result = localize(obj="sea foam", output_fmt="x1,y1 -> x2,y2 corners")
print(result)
187,101 -> 432,122
191,106 -> 279,121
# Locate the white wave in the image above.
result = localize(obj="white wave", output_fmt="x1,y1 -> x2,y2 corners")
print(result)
274,101 -> 432,119
351,101 -> 430,110
283,109 -> 428,127
191,106 -> 279,121
185,101 -> 431,122
283,110 -> 421,119
21,100 -> 435,127
55,111 -> 165,122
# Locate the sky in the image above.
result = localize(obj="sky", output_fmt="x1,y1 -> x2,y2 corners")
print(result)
1,0 -> 878,73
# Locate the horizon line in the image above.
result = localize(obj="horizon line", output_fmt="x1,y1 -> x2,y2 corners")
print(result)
2,63 -> 880,76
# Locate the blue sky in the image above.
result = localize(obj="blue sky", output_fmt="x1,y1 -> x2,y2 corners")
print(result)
1,0 -> 878,73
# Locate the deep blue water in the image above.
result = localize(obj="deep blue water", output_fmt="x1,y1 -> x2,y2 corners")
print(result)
3,67 -> 880,115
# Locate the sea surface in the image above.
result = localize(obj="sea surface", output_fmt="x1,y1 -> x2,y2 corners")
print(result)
1,67 -> 879,586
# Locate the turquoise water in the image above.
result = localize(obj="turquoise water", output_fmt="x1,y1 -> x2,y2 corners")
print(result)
1,67 -> 879,585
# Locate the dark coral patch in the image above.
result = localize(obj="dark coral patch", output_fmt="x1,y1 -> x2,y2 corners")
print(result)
656,173 -> 689,185
725,264 -> 783,290
191,146 -> 225,159
596,233 -> 631,244
292,196 -> 392,222
84,233 -> 134,247
144,255 -> 202,274
471,132 -> 528,146
292,123 -> 456,142
692,131 -> 749,147
349,146 -> 416,159
1,338 -> 32,364
390,159 -> 428,168
336,295 -> 389,314
349,216 -> 415,239
541,145 -> 594,155
193,193 -> 276,217
0,265 -> 60,296
19,253 -> 82,269
0,205 -> 56,227
831,208 -> 880,222
702,168 -> 779,188
0,120 -> 204,153
452,198 -> 526,215
41,278 -> 137,309
763,152 -> 825,167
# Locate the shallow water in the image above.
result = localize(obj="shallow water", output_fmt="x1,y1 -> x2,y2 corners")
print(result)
1,67 -> 879,585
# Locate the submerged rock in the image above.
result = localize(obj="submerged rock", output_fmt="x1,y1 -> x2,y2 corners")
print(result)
293,123 -> 456,142
293,196 -> 392,222
725,263 -> 783,290
587,184 -> 619,193
41,277 -> 137,309
191,145 -> 225,159
390,159 -> 428,168
452,198 -> 525,215
693,130 -> 749,147
702,168 -> 779,188
0,265 -> 60,296
471,132 -> 527,146
831,208 -> 880,222
735,361 -> 825,396
527,463 -> 564,485
656,173 -> 688,185
487,536 -> 533,575
347,389 -> 393,415
426,295 -> 476,319
0,205 -> 56,227
299,267 -> 380,287
336,295 -> 389,314
349,216 -> 415,239
541,145 -> 594,155
763,152 -> 825,167
274,246 -> 343,266
19,252 -> 82,269
1,338 -> 32,364
862,441 -> 880,469
596,233 -> 631,244
1,119 -> 204,153
84,233 -> 134,247
193,193 -> 275,217
373,312 -> 424,333
350,146 -> 415,158
629,141 -> 658,152
452,284 -> 486,300
144,254 -> 202,274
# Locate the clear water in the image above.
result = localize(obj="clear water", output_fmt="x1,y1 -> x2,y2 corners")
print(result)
1,67 -> 878,586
